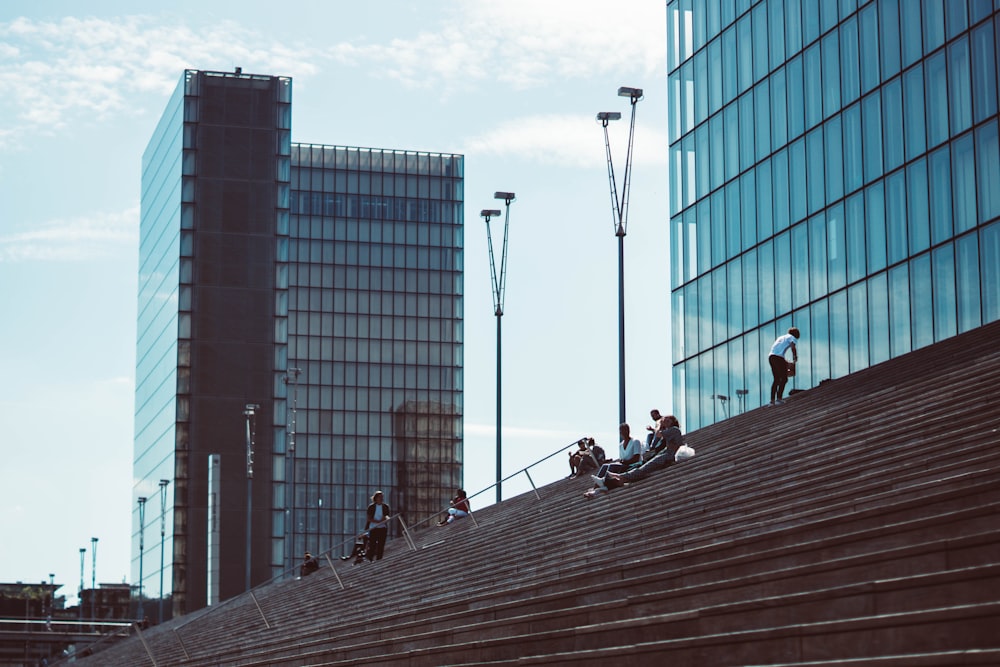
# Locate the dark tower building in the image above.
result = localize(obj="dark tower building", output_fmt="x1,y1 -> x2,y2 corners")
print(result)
134,69 -> 464,616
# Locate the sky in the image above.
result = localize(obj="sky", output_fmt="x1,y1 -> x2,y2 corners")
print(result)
0,0 -> 671,604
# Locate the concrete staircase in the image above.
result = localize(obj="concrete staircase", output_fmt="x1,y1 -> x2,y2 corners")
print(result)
73,321 -> 1000,666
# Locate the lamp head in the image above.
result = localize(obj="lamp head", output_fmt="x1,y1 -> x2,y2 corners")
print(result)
480,209 -> 502,219
596,111 -> 622,122
617,86 -> 643,99
494,191 -> 515,202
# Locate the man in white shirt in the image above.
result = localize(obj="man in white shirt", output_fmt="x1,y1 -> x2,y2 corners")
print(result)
768,327 -> 800,405
591,423 -> 642,488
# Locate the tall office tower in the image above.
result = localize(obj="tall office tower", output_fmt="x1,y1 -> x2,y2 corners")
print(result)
667,1 -> 1000,429
134,69 -> 464,617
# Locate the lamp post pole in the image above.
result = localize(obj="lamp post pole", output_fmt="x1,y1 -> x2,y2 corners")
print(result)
598,86 -> 643,424
158,479 -> 169,623
137,497 -> 146,621
243,404 -> 259,592
90,537 -> 98,624
78,548 -> 85,621
483,193 -> 514,505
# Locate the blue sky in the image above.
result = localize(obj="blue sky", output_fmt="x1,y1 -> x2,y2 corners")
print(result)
0,0 -> 670,602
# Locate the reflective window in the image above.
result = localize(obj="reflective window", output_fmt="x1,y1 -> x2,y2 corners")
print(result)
977,120 -> 1000,223
786,0 -> 803,58
792,222 -> 810,309
771,67 -> 788,150
809,212 -> 829,301
830,290 -> 849,377
841,15 -> 861,103
910,252 -> 934,349
944,0 -> 967,39
775,230 -> 792,315
803,0 -> 821,46
759,241 -> 775,323
741,169 -> 757,251
869,273 -> 890,365
970,19 -> 997,123
755,79 -> 772,162
847,282 -> 874,373
728,258 -> 743,338
948,37 -> 973,135
885,169 -> 907,265
825,114 -> 844,203
827,202 -> 847,292
877,0 -> 900,83
882,76 -> 904,172
789,137 -> 807,223
846,191 -> 866,283
932,243 -> 957,341
823,30 -> 843,117
923,0 -> 945,54
888,263 -> 911,357
752,2 -> 769,83
757,159 -> 774,241
866,181 -> 887,274
726,180 -> 742,257
903,64 -> 927,159
908,156 -> 932,253
925,51 -> 949,148
804,44 -> 823,129
738,13 -> 753,93
901,8 -> 923,69
810,298 -> 831,382
927,146 -> 953,243
863,91 -> 884,185
956,232 -> 982,333
806,126 -> 825,215
787,55 -> 805,139
768,0 -> 786,70
843,102 -> 863,194
952,132 -> 978,234
983,221 -> 1000,324
744,247 -> 760,329
739,91 -> 756,172
773,148 -> 790,231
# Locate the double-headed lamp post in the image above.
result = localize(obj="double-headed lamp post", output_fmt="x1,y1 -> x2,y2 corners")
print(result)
137,496 -> 147,620
597,85 -> 643,424
158,479 -> 169,623
483,191 -> 514,504
243,403 -> 259,592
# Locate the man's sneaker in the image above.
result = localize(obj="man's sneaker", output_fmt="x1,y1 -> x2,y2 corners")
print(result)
590,475 -> 607,490
774,399 -> 784,405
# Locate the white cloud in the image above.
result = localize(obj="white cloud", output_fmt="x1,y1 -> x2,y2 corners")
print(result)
338,0 -> 666,92
0,16 -> 324,148
463,114 -> 669,169
0,205 -> 139,262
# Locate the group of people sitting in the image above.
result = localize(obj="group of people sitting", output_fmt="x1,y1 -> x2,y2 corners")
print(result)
573,409 -> 691,499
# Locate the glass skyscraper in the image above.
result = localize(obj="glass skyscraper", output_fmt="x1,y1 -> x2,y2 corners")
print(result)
134,69 -> 464,617
667,0 -> 1000,429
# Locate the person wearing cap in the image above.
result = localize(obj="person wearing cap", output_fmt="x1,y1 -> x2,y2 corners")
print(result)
299,551 -> 319,577
365,490 -> 391,561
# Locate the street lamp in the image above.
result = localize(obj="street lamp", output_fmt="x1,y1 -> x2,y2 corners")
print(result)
243,403 -> 259,592
483,193 -> 514,505
137,496 -> 147,620
78,548 -> 85,621
283,367 -> 301,572
598,85 -> 643,424
158,479 -> 169,623
90,537 -> 98,623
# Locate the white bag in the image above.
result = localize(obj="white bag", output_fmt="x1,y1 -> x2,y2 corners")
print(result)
675,444 -> 695,461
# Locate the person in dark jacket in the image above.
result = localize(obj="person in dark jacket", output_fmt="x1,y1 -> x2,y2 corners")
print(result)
299,551 -> 319,576
365,491 -> 391,561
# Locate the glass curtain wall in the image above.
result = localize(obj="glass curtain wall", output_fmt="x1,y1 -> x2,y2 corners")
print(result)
276,146 -> 465,572
668,0 -> 1000,429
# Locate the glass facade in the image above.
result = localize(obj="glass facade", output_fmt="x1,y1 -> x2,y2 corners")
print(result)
280,145 -> 464,571
668,1 -> 1000,429
133,69 -> 464,618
